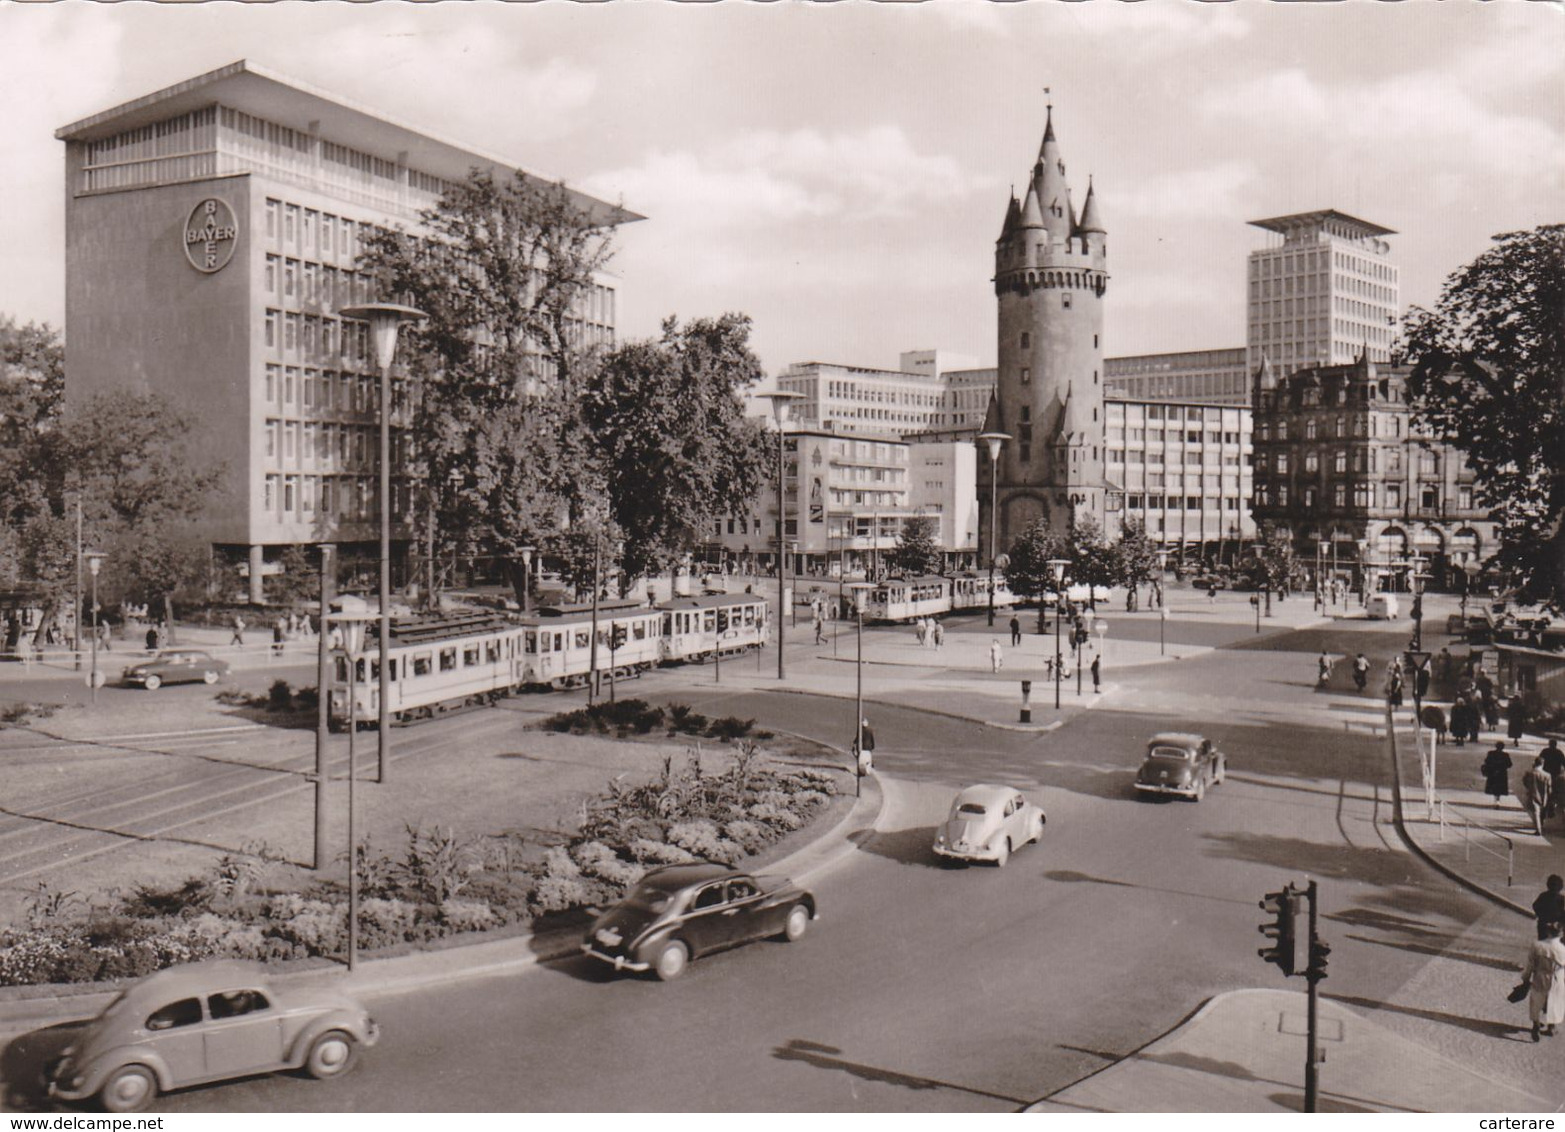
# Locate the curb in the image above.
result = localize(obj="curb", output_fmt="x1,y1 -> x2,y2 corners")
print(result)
0,762 -> 888,1039
1384,704 -> 1530,918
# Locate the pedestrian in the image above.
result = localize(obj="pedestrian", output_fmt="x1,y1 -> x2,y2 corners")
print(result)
1450,698 -> 1472,748
1521,921 -> 1565,1041
145,624 -> 159,653
1436,646 -> 1453,685
272,618 -> 286,657
1091,651 -> 1102,694
97,620 -> 111,652
1507,695 -> 1528,746
1484,690 -> 1502,733
1522,757 -> 1552,836
852,719 -> 876,776
1421,704 -> 1448,746
1542,741 -> 1565,811
1207,584 -> 1217,604
1009,615 -> 1021,647
813,615 -> 825,645
1352,653 -> 1370,693
989,638 -> 1003,673
1317,650 -> 1333,688
932,621 -> 945,650
1534,875 -> 1565,941
915,618 -> 927,648
231,614 -> 246,647
1415,658 -> 1431,702
1384,662 -> 1403,709
1482,743 -> 1513,808
300,612 -> 313,638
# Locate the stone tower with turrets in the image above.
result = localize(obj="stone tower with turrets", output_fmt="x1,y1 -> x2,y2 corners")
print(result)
981,107 -> 1114,554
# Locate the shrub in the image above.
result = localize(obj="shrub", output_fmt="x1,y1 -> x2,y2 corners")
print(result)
789,768 -> 839,794
666,819 -> 743,865
359,897 -> 420,944
572,840 -> 645,888
268,680 -> 293,711
391,823 -> 476,904
119,878 -> 214,918
440,898 -> 499,933
294,685 -> 320,712
748,802 -> 804,832
722,819 -> 774,855
531,875 -> 594,914
269,899 -> 347,954
627,838 -> 699,865
706,716 -> 756,742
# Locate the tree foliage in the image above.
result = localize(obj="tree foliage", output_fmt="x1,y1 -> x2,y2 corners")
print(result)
1403,224 -> 1565,609
1003,519 -> 1070,602
1067,514 -> 1118,590
583,315 -> 770,589
886,515 -> 944,578
1113,518 -> 1160,591
1241,521 -> 1300,593
358,170 -> 621,601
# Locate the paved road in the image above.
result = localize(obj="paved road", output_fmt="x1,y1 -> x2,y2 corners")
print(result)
122,620 -> 1552,1112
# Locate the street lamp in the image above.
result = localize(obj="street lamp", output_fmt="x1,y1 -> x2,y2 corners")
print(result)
755,390 -> 804,680
339,300 -> 426,785
313,544 -> 335,871
1410,566 -> 1430,653
790,540 -> 800,628
1048,558 -> 1069,709
977,431 -> 1011,627
1461,558 -> 1480,625
846,581 -> 876,797
329,601 -> 377,972
1156,549 -> 1171,654
85,550 -> 106,703
519,546 -> 536,615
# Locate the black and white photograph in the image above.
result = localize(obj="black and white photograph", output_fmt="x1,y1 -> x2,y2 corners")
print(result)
0,0 -> 1562,1118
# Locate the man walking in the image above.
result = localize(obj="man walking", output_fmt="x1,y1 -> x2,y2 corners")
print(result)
1352,653 -> 1370,693
1091,652 -> 1102,694
989,638 -> 1004,673
1523,756 -> 1552,836
230,614 -> 246,647
1009,615 -> 1021,647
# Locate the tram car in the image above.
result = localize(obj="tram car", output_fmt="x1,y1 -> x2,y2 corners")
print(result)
659,593 -> 770,663
328,593 -> 770,727
947,572 -> 1016,613
860,573 -> 1017,623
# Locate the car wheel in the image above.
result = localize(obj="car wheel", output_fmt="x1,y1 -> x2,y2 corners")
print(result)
203,670 -> 220,685
654,940 -> 689,981
783,904 -> 810,942
99,1064 -> 157,1113
994,838 -> 1011,868
143,674 -> 161,690
304,1029 -> 359,1079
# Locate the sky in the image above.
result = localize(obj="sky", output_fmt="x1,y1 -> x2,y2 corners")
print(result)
2,1 -> 1561,379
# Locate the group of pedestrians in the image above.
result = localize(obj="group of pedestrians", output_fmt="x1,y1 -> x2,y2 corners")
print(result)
229,611 -> 315,650
913,617 -> 945,650
1522,875 -> 1565,1041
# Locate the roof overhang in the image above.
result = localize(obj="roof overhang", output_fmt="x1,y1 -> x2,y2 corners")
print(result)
1247,209 -> 1396,238
56,60 -> 642,227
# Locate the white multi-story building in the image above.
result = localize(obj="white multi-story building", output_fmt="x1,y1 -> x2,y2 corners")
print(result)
1104,348 -> 1249,405
1247,209 -> 1399,377
776,361 -> 949,437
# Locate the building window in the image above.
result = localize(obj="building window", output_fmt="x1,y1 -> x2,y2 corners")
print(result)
1422,486 -> 1439,511
1021,367 -> 1030,385
1306,419 -> 1317,439
1419,449 -> 1438,476
1459,485 -> 1473,510
1334,450 -> 1347,474
1386,484 -> 1401,509
283,475 -> 297,512
265,310 -> 278,350
265,365 -> 279,403
1062,292 -> 1072,308
1333,483 -> 1346,508
1020,332 -> 1030,349
1354,483 -> 1373,507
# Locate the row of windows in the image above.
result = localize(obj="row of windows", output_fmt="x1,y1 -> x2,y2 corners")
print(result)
1257,415 -> 1405,441
1124,495 -> 1244,512
264,419 -> 408,469
264,256 -> 377,310
263,198 -> 373,263
1255,446 -> 1436,475
263,310 -> 374,366
262,473 -> 411,520
262,365 -> 407,417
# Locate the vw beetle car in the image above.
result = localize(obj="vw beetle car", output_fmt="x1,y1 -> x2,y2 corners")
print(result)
1135,731 -> 1226,801
581,863 -> 817,981
121,650 -> 230,690
933,784 -> 1046,867
47,960 -> 378,1113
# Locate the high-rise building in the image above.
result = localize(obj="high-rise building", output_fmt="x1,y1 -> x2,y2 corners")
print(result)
1246,209 -> 1399,378
56,60 -> 635,601
982,107 -> 1113,551
1105,348 -> 1249,405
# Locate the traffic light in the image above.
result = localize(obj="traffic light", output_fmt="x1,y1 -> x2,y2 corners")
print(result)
610,625 -> 627,651
1308,937 -> 1331,979
1259,887 -> 1303,975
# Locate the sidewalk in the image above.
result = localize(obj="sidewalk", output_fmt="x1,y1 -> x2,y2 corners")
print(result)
1029,989 -> 1550,1112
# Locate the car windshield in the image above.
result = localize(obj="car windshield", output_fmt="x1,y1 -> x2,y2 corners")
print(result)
1150,747 -> 1194,761
956,802 -> 987,816
623,884 -> 675,914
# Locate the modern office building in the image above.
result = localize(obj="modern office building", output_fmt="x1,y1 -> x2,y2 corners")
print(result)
1246,209 -> 1399,378
56,60 -> 634,601
1250,352 -> 1495,590
1104,348 -> 1249,405
775,360 -> 949,437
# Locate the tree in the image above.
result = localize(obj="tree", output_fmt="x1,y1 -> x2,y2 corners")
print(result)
583,315 -> 771,593
885,515 -> 944,578
358,170 -> 623,602
1114,518 -> 1160,610
1067,515 -> 1118,606
1403,224 -> 1565,609
1242,521 -> 1299,597
1004,518 -> 1070,630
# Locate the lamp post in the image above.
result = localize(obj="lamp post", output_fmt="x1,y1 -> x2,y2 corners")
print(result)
73,493 -> 83,670
1406,646 -> 1434,817
339,300 -> 426,786
1408,557 -> 1429,652
313,544 -> 335,871
519,546 -> 536,615
790,540 -> 799,627
847,582 -> 875,797
1156,549 -> 1170,654
588,527 -> 602,706
1461,559 -> 1479,625
330,603 -> 376,972
1048,559 -> 1069,709
85,550 -> 105,703
1356,538 -> 1370,606
755,391 -> 804,680
977,431 -> 1011,627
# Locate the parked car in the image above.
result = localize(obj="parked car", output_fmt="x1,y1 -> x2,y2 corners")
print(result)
1134,732 -> 1227,802
581,863 -> 816,981
121,650 -> 230,690
1366,593 -> 1400,620
1192,573 -> 1228,591
933,784 -> 1046,867
46,960 -> 379,1113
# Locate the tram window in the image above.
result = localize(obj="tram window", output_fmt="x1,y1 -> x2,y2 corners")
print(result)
486,640 -> 502,663
463,644 -> 480,666
574,630 -> 590,649
412,652 -> 432,677
633,621 -> 647,640
388,659 -> 397,680
744,607 -> 755,626
661,614 -> 672,635
439,647 -> 457,672
335,658 -> 348,682
369,660 -> 380,680
703,611 -> 716,632
717,610 -> 729,632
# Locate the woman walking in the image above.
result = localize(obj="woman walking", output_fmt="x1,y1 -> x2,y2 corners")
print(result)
1508,695 -> 1529,746
1521,922 -> 1565,1042
1481,743 -> 1513,808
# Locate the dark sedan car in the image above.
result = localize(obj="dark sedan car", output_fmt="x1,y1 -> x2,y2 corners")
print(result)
1134,731 -> 1226,801
582,863 -> 817,980
122,649 -> 230,690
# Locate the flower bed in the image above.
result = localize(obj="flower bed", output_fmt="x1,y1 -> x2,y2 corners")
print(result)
0,742 -> 837,987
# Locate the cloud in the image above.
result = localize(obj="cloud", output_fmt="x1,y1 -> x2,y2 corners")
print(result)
1103,160 -> 1260,221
